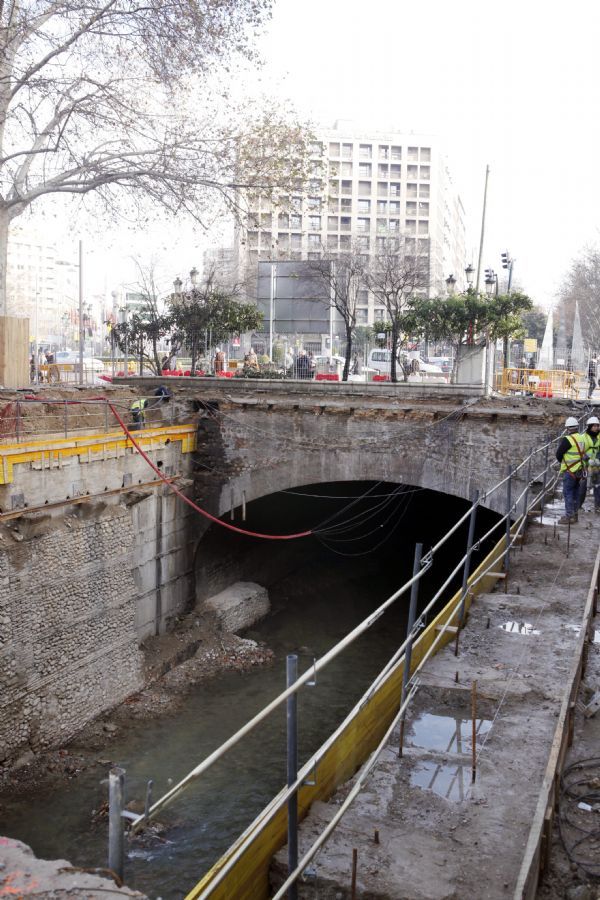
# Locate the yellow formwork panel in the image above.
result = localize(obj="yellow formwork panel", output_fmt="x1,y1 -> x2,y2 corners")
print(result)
186,528 -> 510,900
0,425 -> 196,485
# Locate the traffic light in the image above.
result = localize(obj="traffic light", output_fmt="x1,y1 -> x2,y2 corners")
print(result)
484,267 -> 493,280
501,251 -> 511,269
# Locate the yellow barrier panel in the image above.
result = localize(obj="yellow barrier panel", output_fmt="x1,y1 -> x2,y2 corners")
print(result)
0,425 -> 196,485
497,367 -> 581,399
186,526 -> 510,900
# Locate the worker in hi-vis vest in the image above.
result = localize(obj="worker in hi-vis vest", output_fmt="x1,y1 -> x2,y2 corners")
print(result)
580,415 -> 600,513
130,398 -> 148,431
556,416 -> 589,524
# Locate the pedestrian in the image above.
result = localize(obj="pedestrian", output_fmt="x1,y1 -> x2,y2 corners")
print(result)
588,359 -> 597,399
130,398 -> 148,431
214,348 -> 225,374
556,416 -> 588,524
582,415 -> 600,513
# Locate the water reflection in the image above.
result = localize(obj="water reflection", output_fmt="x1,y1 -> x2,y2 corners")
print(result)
410,760 -> 472,802
500,621 -> 540,635
407,712 -> 491,754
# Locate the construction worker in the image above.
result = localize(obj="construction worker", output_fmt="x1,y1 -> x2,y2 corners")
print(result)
556,416 -> 588,524
582,415 -> 600,513
130,398 -> 148,431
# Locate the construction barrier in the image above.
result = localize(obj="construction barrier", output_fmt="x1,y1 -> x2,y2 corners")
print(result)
186,528 -> 511,900
496,367 -> 580,399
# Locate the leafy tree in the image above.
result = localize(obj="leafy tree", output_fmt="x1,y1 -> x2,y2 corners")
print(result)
521,307 -> 550,344
0,0 -> 310,312
169,271 -> 262,373
309,245 -> 367,381
365,237 -> 429,382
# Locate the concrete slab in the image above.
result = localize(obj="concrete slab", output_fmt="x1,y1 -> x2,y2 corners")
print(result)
204,580 -> 269,633
272,503 -> 600,899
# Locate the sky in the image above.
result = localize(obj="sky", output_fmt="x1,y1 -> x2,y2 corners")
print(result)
37,0 -> 600,310
252,0 -> 600,307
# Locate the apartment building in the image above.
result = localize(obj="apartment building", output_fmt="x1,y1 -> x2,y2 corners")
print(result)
235,121 -> 466,327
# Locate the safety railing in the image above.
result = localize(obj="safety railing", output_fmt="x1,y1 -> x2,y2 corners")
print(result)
0,395 -> 177,443
496,367 -> 583,399
100,419 -> 580,898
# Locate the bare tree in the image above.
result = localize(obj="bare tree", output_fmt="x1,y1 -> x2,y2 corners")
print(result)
0,0 -> 310,312
556,245 -> 600,351
365,236 -> 429,382
310,244 -> 367,381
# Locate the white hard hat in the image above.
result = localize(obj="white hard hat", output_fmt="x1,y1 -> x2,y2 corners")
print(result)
565,417 -> 579,427
587,416 -> 600,425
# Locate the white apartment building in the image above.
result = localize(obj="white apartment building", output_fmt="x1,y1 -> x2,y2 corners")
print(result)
235,121 -> 466,327
6,227 -> 79,348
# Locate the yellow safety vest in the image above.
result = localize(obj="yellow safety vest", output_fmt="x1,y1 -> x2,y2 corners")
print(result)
131,400 -> 146,412
560,433 -> 588,475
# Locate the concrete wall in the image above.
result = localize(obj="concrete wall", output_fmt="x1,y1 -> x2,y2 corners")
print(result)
0,316 -> 28,388
0,428 -> 198,764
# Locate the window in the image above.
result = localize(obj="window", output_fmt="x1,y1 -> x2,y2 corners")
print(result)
408,146 -> 419,161
260,213 -> 272,228
341,162 -> 353,176
357,235 -> 370,250
310,141 -> 323,155
357,289 -> 369,304
309,179 -> 322,193
378,164 -> 389,178
419,184 -> 430,198
278,213 -> 289,229
291,233 -> 302,249
377,218 -> 387,232
328,216 -> 339,231
327,234 -> 338,250
329,179 -> 340,195
329,142 -> 340,157
406,201 -> 417,215
340,234 -> 351,249
377,182 -> 388,197
389,182 -> 400,197
389,218 -> 400,232
260,231 -> 272,246
340,216 -> 351,231
248,231 -> 258,247
390,164 -> 401,179
291,196 -> 302,211
308,233 -> 321,247
407,165 -> 418,179
359,143 -> 372,159
358,180 -> 372,195
277,234 -> 289,250
290,213 -> 302,229
389,201 -> 400,215
405,219 -> 416,234
358,199 -> 371,214
420,147 -> 431,162
359,163 -> 372,177
307,196 -> 322,210
378,145 -> 389,159
374,309 -> 386,323
341,197 -> 352,212
406,182 -> 418,198
328,198 -> 339,213
357,217 -> 370,232
341,142 -> 353,158
308,215 -> 321,230
420,166 -> 430,180
341,179 -> 352,195
418,202 -> 429,217
356,308 -> 368,324
377,200 -> 387,214
391,145 -> 402,161
418,221 -> 429,235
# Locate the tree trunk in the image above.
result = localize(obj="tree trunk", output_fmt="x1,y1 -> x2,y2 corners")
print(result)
343,325 -> 352,382
451,343 -> 462,384
390,329 -> 399,383
0,208 -> 10,317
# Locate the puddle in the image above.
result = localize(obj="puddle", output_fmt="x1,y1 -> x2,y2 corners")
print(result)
500,621 -> 540,635
407,712 -> 491,754
410,759 -> 473,801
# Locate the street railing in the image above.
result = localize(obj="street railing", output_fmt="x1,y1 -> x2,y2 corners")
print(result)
496,367 -> 583,399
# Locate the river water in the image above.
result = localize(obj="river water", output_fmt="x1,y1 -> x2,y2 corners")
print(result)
1,485 -> 496,898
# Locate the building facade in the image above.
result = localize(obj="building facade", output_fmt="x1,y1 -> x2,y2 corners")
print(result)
234,121 -> 466,328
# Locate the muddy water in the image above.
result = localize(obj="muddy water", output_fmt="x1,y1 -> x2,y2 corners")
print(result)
1,555 -> 413,900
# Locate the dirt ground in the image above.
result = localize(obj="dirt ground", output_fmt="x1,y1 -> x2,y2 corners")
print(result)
0,610 -> 274,799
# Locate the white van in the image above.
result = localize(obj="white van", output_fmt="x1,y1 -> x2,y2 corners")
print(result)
367,349 -> 444,379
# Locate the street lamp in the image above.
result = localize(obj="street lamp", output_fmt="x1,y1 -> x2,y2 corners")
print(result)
445,274 -> 456,296
173,276 -> 183,296
465,263 -> 475,288
484,268 -> 498,297
190,267 -> 199,287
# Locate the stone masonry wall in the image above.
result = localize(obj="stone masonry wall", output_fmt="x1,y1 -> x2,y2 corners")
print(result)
0,504 -> 144,764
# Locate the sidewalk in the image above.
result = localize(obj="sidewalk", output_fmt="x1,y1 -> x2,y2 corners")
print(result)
272,500 -> 600,899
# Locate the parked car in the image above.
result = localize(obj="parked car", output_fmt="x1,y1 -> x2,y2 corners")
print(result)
425,356 -> 453,375
55,351 -> 105,373
367,349 -> 443,377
